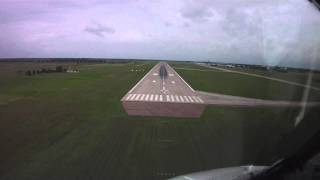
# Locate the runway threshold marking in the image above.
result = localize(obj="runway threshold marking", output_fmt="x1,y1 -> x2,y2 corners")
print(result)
192,96 -> 199,103
171,95 -> 175,102
175,95 -> 180,102
183,96 -> 190,102
140,94 -> 145,101
135,94 -> 141,100
197,96 -> 204,103
125,93 -> 204,103
130,94 -> 137,100
126,94 -> 133,100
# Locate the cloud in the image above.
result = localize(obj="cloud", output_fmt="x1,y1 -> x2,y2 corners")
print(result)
182,22 -> 190,28
164,21 -> 173,27
222,8 -> 261,38
180,0 -> 214,22
84,23 -> 115,37
0,0 -> 319,69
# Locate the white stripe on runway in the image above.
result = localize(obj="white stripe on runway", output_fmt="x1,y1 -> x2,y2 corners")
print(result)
188,96 -> 194,102
183,96 -> 190,102
135,94 -> 141,100
171,95 -> 175,102
145,94 -> 150,101
160,95 -> 163,101
192,96 -> 199,103
179,96 -> 184,102
155,94 -> 158,101
166,95 -> 170,102
196,96 -> 204,103
140,94 -> 145,101
175,95 -> 180,102
150,94 -> 154,101
130,94 -> 137,101
126,94 -> 133,100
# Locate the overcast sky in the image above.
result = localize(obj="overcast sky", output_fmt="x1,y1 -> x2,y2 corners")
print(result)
0,0 -> 320,68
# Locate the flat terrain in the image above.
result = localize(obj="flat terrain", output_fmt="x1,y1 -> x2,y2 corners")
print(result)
0,61 -> 319,180
171,62 -> 320,101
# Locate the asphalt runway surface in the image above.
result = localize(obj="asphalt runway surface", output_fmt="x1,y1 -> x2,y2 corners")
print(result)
122,62 -> 204,104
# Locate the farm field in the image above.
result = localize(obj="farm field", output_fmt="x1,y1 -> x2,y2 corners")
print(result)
0,61 -> 319,180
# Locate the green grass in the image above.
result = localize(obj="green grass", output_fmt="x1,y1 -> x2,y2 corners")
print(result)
217,66 -> 320,89
0,62 -> 319,180
172,63 -> 320,101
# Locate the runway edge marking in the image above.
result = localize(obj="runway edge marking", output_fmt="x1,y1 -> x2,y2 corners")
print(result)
167,64 -> 195,92
128,63 -> 159,94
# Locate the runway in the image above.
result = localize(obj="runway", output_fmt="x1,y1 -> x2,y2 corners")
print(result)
121,62 -> 320,118
121,62 -> 206,117
123,62 -> 204,104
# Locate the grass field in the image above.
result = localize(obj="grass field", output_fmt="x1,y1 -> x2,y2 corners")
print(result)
0,61 -> 319,180
216,66 -> 320,89
171,63 -> 320,101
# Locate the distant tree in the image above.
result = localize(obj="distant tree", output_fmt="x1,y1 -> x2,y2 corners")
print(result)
56,66 -> 63,72
25,70 -> 32,76
17,70 -> 23,74
32,70 -> 36,75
